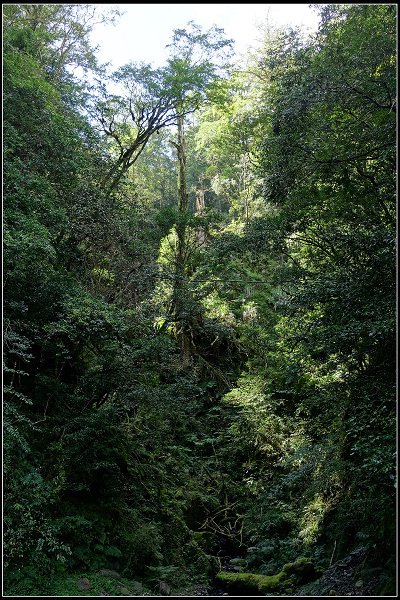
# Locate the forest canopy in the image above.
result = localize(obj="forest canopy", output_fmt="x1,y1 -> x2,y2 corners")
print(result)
3,3 -> 397,597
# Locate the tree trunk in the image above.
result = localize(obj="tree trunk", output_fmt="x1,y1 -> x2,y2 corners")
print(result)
195,187 -> 207,245
176,111 -> 188,265
173,112 -> 191,366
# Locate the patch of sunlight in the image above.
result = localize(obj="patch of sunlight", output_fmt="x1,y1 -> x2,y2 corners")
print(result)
242,300 -> 258,322
157,228 -> 177,267
202,290 -> 236,324
298,495 -> 329,544
93,267 -> 115,282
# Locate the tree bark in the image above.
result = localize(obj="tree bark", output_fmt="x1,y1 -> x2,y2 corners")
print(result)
173,112 -> 191,366
195,183 -> 211,246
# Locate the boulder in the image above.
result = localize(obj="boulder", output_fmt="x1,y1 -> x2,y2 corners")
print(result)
216,571 -> 286,595
120,586 -> 132,595
229,558 -> 248,567
77,577 -> 91,591
129,581 -> 144,595
159,581 -> 171,595
98,569 -> 122,580
282,557 -> 320,584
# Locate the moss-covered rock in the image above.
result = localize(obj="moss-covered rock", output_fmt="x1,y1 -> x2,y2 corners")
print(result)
282,557 -> 320,583
215,570 -> 289,595
215,558 -> 321,595
229,557 -> 248,567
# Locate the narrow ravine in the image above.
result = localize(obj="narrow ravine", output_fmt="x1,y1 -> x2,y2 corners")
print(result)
3,4 -> 396,597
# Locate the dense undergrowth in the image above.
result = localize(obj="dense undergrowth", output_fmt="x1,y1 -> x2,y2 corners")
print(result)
3,4 -> 396,597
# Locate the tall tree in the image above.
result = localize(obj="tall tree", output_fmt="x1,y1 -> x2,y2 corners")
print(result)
96,64 -> 177,194
163,22 -> 233,363
251,2 -> 396,566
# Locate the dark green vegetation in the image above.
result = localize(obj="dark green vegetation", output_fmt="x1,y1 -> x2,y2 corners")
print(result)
3,4 -> 396,596
216,557 -> 320,595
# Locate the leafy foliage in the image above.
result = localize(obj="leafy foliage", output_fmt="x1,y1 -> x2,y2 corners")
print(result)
3,4 -> 396,597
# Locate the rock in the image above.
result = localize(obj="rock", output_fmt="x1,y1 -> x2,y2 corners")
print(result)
129,581 -> 144,595
159,581 -> 171,596
295,546 -> 374,597
77,577 -> 91,591
229,557 -> 247,566
216,571 -> 287,594
120,587 -> 131,595
98,568 -> 122,580
282,557 -> 319,584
